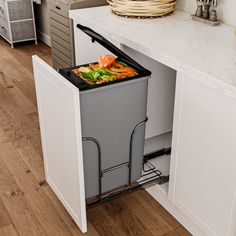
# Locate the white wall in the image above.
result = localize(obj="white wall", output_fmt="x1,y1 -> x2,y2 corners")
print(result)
176,0 -> 236,26
34,0 -> 51,46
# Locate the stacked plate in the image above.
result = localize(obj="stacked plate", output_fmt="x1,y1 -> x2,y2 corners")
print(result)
107,0 -> 177,18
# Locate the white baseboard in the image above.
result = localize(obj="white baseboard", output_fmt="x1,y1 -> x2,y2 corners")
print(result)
37,30 -> 51,47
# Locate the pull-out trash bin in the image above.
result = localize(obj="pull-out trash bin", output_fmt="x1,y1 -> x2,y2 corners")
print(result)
59,24 -> 151,200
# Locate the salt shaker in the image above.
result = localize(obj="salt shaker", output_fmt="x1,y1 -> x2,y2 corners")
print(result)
209,0 -> 219,21
209,9 -> 217,21
196,5 -> 203,17
195,0 -> 203,17
202,2 -> 210,19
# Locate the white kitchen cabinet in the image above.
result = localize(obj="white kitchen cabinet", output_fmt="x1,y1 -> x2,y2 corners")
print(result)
32,53 -> 236,236
32,56 -> 87,233
169,72 -> 236,236
33,8 -> 236,234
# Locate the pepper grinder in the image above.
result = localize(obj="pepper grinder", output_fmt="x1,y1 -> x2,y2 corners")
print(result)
202,0 -> 211,19
209,0 -> 219,21
195,0 -> 203,17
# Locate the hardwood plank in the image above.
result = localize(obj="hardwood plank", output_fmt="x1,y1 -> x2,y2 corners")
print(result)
94,198 -> 153,236
136,189 -> 183,230
86,222 -> 101,236
1,41 -> 50,86
42,185 -> 83,236
0,72 -> 35,114
15,79 -> 37,107
43,185 -> 99,236
0,224 -> 19,236
0,158 -> 45,235
0,156 -> 21,195
0,127 -> 9,144
0,37 -> 191,236
0,88 -> 42,154
5,48 -> 35,73
2,42 -> 52,77
0,197 -> 12,228
1,193 -> 44,236
0,49 -> 32,83
16,143 -> 45,184
0,142 -> 73,236
161,210 -> 183,231
0,106 -> 29,149
163,230 -> 180,236
0,78 -> 36,122
176,226 -> 192,236
2,84 -> 36,114
88,204 -> 128,236
0,71 -> 13,89
121,193 -> 173,235
135,189 -> 166,215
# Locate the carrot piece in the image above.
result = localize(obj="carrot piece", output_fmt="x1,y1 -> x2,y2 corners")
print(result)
98,55 -> 116,68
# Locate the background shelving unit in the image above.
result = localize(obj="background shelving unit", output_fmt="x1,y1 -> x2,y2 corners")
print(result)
0,0 -> 37,48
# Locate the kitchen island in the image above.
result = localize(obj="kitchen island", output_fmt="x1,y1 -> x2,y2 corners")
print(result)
68,6 -> 236,236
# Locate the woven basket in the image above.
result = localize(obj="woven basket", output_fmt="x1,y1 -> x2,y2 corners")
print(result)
107,0 -> 177,18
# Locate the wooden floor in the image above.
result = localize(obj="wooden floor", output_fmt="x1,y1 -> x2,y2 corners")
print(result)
0,38 -> 191,236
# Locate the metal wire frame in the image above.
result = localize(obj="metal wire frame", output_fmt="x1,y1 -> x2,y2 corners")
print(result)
82,137 -> 102,200
128,117 -> 148,186
83,117 -> 169,208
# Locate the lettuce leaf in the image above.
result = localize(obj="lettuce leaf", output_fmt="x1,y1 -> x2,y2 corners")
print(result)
101,75 -> 115,81
94,68 -> 117,76
80,71 -> 100,81
80,67 -> 117,82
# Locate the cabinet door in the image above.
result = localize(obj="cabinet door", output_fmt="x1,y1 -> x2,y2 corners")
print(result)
32,56 -> 87,233
169,72 -> 236,236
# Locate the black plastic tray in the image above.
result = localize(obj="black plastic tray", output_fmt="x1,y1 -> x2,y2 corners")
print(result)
58,24 -> 151,91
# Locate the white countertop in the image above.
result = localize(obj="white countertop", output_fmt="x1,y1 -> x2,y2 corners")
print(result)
70,6 -> 236,88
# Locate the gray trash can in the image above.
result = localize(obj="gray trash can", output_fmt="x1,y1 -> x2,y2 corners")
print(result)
59,24 -> 151,199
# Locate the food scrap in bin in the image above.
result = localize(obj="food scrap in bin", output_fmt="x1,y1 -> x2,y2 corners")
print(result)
73,55 -> 138,85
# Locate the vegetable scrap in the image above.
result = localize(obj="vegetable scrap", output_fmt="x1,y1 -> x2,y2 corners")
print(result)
73,55 -> 138,84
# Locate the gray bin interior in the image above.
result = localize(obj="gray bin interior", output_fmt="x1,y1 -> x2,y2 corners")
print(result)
80,78 -> 148,199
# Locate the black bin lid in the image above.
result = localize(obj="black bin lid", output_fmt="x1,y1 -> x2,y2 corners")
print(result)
58,24 -> 151,91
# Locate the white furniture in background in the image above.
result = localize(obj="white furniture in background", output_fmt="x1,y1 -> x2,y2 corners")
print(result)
0,0 -> 37,47
32,7 -> 236,236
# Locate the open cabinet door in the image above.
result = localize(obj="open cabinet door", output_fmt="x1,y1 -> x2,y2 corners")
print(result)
32,56 -> 87,233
